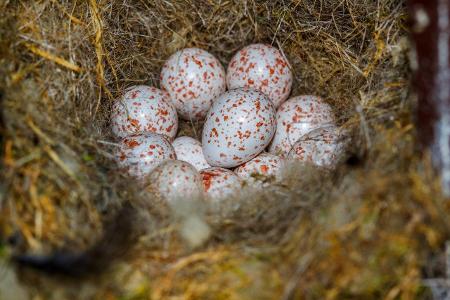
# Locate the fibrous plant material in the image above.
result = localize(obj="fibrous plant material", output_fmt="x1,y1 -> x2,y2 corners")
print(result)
0,1 -> 449,299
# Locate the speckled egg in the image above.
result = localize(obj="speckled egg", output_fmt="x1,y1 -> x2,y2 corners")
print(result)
111,85 -> 178,140
288,126 -> 348,169
148,160 -> 204,202
202,89 -> 276,168
172,136 -> 211,171
115,133 -> 176,179
268,95 -> 335,157
226,44 -> 293,108
200,167 -> 242,201
160,48 -> 226,121
234,152 -> 285,182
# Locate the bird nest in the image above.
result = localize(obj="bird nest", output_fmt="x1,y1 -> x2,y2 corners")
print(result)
1,1 -> 449,299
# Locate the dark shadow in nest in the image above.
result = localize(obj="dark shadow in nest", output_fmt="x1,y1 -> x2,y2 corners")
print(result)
12,202 -> 141,280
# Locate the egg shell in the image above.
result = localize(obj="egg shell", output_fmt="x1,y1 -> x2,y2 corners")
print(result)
172,136 -> 211,170
288,126 -> 347,169
200,167 -> 242,201
160,48 -> 226,121
234,152 -> 285,182
115,133 -> 176,179
226,44 -> 293,108
148,160 -> 204,202
268,95 -> 335,157
111,85 -> 178,140
202,88 -> 276,168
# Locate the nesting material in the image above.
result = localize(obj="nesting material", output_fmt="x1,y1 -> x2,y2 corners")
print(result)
1,1 -> 449,299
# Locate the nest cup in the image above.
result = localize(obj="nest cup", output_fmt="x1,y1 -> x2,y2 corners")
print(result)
1,1 -> 448,299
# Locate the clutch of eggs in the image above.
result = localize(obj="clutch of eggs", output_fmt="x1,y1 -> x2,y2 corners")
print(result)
109,45 -> 349,204
111,85 -> 178,140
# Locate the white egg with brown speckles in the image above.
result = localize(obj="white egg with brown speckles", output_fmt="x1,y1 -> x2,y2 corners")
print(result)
111,85 -> 178,140
227,44 -> 293,108
200,167 -> 242,201
288,126 -> 348,169
269,95 -> 335,157
234,152 -> 285,183
160,48 -> 226,121
148,160 -> 204,202
202,88 -> 276,168
172,136 -> 211,170
115,133 -> 176,179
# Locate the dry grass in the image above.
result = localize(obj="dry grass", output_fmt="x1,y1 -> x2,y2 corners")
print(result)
0,0 -> 448,299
